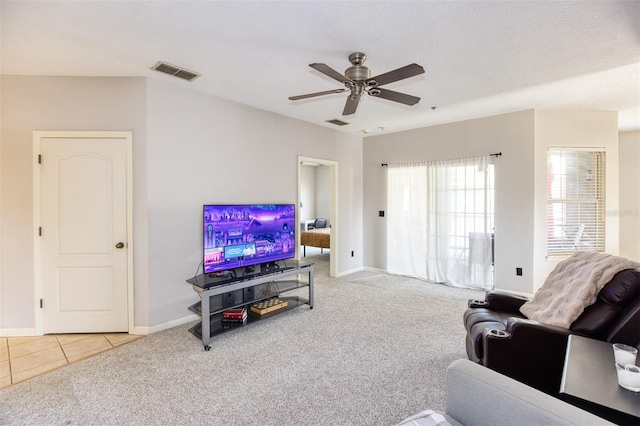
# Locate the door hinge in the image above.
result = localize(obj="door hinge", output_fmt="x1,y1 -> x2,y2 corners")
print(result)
40,299 -> 43,309
38,227 -> 42,236
38,154 -> 42,164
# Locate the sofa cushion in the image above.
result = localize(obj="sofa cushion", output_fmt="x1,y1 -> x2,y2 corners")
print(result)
396,409 -> 457,426
445,359 -> 615,426
570,302 -> 620,338
599,269 -> 640,305
570,269 -> 640,338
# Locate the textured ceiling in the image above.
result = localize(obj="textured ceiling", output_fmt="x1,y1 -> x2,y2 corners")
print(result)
2,1 -> 639,135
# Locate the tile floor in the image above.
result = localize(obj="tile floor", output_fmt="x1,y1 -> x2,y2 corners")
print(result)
0,333 -> 143,389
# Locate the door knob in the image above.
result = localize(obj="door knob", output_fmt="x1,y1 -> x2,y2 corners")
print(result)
115,242 -> 125,249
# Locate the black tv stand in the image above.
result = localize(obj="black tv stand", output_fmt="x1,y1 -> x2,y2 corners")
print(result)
260,261 -> 278,273
208,269 -> 236,279
186,260 -> 314,351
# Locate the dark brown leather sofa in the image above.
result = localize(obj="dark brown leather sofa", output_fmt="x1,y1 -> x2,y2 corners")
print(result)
463,268 -> 640,395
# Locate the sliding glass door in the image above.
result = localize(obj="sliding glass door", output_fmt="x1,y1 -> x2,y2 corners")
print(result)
387,156 -> 495,289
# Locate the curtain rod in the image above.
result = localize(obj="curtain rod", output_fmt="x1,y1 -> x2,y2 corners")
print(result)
381,152 -> 502,167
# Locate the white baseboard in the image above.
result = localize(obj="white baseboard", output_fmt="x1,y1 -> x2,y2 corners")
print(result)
1,316 -> 199,338
133,314 -> 199,336
0,328 -> 37,337
363,266 -> 389,274
336,266 -> 364,277
131,326 -> 150,336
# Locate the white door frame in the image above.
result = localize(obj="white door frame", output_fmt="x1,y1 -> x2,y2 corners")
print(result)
297,156 -> 338,277
33,131 -> 134,335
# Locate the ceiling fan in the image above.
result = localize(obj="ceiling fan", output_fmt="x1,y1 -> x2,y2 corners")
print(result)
289,52 -> 425,116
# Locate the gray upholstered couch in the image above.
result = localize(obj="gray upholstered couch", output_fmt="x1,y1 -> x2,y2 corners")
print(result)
397,359 -> 612,426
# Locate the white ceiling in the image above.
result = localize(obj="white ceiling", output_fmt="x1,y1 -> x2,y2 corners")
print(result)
2,1 -> 639,135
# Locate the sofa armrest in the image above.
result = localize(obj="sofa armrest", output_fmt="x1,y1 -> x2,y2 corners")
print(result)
468,291 -> 529,314
482,317 -> 572,394
486,290 -> 530,312
445,359 -> 613,426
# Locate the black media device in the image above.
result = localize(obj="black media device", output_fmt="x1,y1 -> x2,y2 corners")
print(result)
243,286 -> 255,303
223,292 -> 236,308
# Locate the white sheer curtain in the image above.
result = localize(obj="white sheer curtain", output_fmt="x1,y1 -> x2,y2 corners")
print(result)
387,156 -> 494,289
387,163 -> 428,278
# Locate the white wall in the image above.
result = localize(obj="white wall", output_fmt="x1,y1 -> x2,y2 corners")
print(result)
145,79 -> 363,326
315,166 -> 331,225
2,74 -> 625,331
619,130 -> 640,261
0,76 -> 150,332
300,165 -> 331,225
0,75 -> 363,333
363,110 -> 535,294
532,110 -> 619,289
364,109 -> 619,295
299,165 -> 316,221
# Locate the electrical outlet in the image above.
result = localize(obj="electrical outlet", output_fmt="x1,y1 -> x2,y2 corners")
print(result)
379,210 -> 385,217
516,267 -> 523,276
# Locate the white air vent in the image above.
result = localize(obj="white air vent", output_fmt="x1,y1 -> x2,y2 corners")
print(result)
326,118 -> 349,126
152,61 -> 200,82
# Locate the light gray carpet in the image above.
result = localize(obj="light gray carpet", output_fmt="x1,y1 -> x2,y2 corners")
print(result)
0,252 -> 483,425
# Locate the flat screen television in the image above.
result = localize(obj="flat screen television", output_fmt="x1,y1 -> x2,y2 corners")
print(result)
203,204 -> 295,274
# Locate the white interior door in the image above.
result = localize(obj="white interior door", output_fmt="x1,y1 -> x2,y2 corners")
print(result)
36,132 -> 131,333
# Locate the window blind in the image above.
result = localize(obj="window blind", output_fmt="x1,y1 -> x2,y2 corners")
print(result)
547,149 -> 605,255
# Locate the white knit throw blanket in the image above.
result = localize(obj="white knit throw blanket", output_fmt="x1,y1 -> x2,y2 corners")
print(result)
519,251 -> 640,328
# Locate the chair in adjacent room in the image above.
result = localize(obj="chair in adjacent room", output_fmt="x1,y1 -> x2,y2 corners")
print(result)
308,218 -> 327,229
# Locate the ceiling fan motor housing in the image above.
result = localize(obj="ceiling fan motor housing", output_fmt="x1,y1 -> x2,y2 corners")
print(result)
345,65 -> 370,82
345,52 -> 370,82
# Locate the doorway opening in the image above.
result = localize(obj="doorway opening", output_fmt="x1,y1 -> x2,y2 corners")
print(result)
297,156 -> 338,277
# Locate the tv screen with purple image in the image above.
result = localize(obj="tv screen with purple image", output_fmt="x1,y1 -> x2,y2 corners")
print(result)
203,204 -> 295,274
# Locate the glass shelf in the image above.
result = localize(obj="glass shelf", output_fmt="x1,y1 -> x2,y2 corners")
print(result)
186,261 -> 314,350
188,279 -> 309,316
188,296 -> 309,339
187,260 -> 313,290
